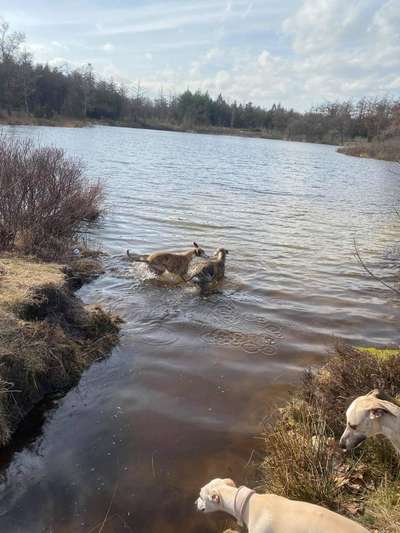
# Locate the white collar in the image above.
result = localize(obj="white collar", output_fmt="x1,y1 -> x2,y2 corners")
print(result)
233,486 -> 256,526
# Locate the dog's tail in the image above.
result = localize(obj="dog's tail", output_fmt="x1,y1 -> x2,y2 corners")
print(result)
127,250 -> 149,263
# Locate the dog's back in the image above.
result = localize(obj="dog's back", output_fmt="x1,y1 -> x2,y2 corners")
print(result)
251,494 -> 369,532
127,243 -> 205,277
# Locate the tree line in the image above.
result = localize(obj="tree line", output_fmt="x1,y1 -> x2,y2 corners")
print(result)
1,19 -> 399,144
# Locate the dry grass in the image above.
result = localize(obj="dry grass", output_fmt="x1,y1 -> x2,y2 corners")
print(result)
262,401 -> 340,509
260,344 -> 400,531
0,255 -> 120,446
337,138 -> 400,161
362,477 -> 400,532
0,113 -> 86,128
0,255 -> 63,310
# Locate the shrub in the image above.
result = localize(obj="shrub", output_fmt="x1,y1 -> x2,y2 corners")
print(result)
0,135 -> 104,259
337,138 -> 400,161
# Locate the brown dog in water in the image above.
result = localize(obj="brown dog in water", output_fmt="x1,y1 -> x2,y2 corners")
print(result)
127,242 -> 206,280
190,248 -> 229,285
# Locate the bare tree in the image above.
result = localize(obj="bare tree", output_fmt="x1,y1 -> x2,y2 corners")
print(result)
81,63 -> 94,118
0,19 -> 25,114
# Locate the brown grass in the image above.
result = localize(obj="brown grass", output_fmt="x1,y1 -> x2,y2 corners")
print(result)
0,255 -> 120,446
262,400 -> 340,509
260,343 -> 400,532
363,477 -> 400,532
0,113 -> 86,128
337,138 -> 400,161
0,255 -> 63,310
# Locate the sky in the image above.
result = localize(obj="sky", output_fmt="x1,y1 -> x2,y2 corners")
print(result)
1,0 -> 399,110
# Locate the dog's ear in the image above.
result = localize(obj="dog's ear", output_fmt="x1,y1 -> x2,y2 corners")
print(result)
209,491 -> 220,504
193,242 -> 199,248
223,478 -> 236,487
368,389 -> 389,400
368,389 -> 396,403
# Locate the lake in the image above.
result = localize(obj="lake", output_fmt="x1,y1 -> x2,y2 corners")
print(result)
0,125 -> 400,533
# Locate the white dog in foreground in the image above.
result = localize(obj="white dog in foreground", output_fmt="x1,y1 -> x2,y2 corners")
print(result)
340,389 -> 400,453
195,478 -> 369,533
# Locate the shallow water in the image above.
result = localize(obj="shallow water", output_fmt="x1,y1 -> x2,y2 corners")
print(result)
1,125 -> 400,532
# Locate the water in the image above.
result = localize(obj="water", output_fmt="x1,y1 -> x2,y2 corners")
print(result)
1,125 -> 400,532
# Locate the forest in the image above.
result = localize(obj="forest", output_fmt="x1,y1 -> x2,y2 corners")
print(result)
1,19 -> 399,145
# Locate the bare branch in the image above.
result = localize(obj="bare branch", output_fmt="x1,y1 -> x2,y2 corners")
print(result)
353,238 -> 400,296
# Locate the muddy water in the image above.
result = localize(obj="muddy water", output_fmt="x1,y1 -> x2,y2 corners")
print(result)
1,125 -> 400,533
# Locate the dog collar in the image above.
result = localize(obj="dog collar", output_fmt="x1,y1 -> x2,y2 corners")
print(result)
233,486 -> 256,526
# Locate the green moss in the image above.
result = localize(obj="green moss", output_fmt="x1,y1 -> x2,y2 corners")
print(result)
359,347 -> 400,361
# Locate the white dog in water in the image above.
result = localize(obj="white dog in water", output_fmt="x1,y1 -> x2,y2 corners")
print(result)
195,478 -> 369,532
340,389 -> 400,453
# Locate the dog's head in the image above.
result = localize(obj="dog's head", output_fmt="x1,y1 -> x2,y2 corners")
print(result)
195,478 -> 236,513
193,242 -> 206,257
339,389 -> 398,451
215,248 -> 229,260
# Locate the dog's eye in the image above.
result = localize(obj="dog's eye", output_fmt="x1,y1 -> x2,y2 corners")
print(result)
349,424 -> 358,430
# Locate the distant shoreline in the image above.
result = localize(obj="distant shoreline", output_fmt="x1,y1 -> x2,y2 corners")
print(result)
4,114 -> 398,162
0,113 -> 336,144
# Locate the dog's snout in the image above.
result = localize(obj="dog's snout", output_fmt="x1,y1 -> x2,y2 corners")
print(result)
195,497 -> 206,512
339,431 -> 366,452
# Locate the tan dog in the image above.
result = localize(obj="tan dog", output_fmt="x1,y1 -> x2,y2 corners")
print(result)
195,478 -> 369,533
127,242 -> 206,279
190,248 -> 229,286
340,389 -> 400,453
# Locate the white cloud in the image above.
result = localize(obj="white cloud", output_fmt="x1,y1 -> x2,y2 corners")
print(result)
102,43 -> 115,52
25,43 -> 47,54
50,41 -> 68,50
215,70 -> 231,90
283,0 -> 367,54
257,50 -> 272,68
241,1 -> 253,19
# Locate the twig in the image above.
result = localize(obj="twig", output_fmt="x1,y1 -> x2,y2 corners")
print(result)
151,451 -> 157,478
353,238 -> 400,296
244,449 -> 255,469
98,480 -> 119,533
86,480 -> 119,533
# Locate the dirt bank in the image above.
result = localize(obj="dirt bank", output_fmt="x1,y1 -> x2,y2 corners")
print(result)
0,254 -> 120,447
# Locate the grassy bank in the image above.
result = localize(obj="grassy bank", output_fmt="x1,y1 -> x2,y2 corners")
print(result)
1,113 -> 340,144
0,113 -> 87,128
0,253 -> 120,447
260,343 -> 400,532
0,113 -> 288,140
337,138 -> 400,161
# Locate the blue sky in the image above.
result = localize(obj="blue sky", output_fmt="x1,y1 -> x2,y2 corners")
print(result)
1,0 -> 399,110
